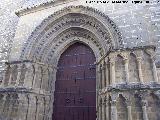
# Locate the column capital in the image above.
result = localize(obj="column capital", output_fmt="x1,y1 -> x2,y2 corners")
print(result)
126,100 -> 132,106
110,100 -> 116,106
141,100 -> 148,107
137,57 -> 142,61
124,58 -> 129,63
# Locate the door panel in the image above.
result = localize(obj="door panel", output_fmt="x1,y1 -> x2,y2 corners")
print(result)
53,43 -> 96,120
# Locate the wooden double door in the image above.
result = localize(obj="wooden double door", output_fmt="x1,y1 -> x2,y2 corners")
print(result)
53,43 -> 96,120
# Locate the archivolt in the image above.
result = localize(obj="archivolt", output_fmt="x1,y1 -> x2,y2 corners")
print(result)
20,5 -> 123,64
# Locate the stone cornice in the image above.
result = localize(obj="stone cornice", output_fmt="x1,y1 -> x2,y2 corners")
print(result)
105,82 -> 160,92
0,87 -> 51,96
15,0 -> 77,17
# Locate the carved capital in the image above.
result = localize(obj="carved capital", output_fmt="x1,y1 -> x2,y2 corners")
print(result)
124,58 -> 129,64
110,100 -> 116,106
137,57 -> 142,62
126,100 -> 132,106
141,100 -> 148,107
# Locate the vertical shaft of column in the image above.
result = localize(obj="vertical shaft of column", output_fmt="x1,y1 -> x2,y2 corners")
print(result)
105,62 -> 109,86
33,64 -> 38,88
137,57 -> 143,83
124,59 -> 129,83
15,64 -> 21,86
142,101 -> 148,120
8,65 -> 13,86
126,101 -> 132,120
110,61 -> 115,85
99,103 -> 102,120
98,65 -> 102,89
111,100 -> 117,120
105,98 -> 109,120
104,62 -> 107,88
102,98 -> 105,120
102,63 -> 105,89
152,59 -> 158,82
101,65 -> 104,89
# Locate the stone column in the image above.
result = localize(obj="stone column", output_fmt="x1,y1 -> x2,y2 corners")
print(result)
15,64 -> 22,86
102,97 -> 106,120
102,63 -> 106,88
126,100 -> 132,120
137,57 -> 143,83
98,98 -> 102,120
98,101 -> 102,120
8,65 -> 14,86
142,100 -> 148,120
111,100 -> 117,120
151,59 -> 158,82
105,98 -> 109,120
98,65 -> 102,89
110,61 -> 116,85
105,60 -> 109,86
124,59 -> 129,83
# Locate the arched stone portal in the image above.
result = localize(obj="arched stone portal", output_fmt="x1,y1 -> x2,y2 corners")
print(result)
0,3 -> 160,120
2,5 -> 125,120
17,6 -> 123,119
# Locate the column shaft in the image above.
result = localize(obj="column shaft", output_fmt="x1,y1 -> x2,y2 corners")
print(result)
102,65 -> 105,88
102,103 -> 105,120
152,60 -> 158,82
124,59 -> 129,83
127,106 -> 132,120
99,105 -> 102,120
137,58 -> 143,83
142,105 -> 148,120
110,62 -> 115,85
111,101 -> 117,120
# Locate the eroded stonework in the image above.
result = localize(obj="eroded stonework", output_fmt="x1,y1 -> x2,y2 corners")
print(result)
0,1 -> 160,120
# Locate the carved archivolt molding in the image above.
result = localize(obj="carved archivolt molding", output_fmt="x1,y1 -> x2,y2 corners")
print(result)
20,5 -> 123,63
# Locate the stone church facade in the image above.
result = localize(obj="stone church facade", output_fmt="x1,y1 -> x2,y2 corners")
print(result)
0,0 -> 160,120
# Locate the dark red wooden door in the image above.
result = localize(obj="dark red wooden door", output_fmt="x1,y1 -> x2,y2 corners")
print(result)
53,43 -> 96,120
